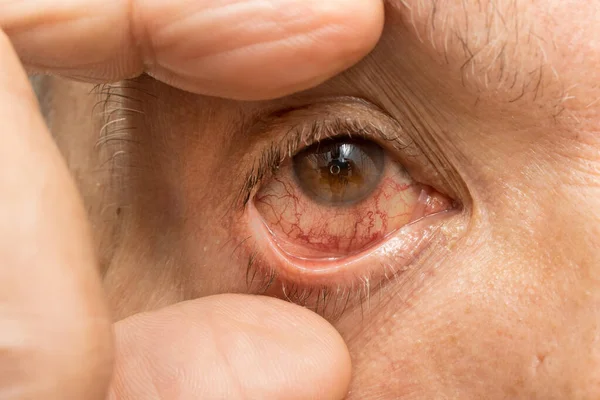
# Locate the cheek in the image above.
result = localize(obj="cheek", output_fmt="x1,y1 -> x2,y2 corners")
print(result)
336,231 -> 600,399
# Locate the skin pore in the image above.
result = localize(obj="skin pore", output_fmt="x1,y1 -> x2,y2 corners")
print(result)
37,0 -> 600,399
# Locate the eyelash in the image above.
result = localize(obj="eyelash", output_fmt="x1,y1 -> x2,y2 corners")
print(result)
243,246 -> 385,320
236,113 -> 442,319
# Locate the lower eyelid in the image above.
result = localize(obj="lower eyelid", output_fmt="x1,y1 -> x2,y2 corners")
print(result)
244,197 -> 458,288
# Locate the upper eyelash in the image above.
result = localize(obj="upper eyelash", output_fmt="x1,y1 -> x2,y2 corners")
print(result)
237,116 -> 408,208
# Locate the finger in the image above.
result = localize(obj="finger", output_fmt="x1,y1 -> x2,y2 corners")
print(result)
110,294 -> 352,400
0,30 -> 112,399
0,0 -> 384,100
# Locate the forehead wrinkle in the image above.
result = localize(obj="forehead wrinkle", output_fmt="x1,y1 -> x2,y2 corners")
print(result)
383,0 -> 564,108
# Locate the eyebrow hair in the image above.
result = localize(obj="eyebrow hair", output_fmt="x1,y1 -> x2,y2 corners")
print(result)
385,0 -> 563,107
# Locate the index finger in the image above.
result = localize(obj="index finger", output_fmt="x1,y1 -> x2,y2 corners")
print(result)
1,0 -> 384,99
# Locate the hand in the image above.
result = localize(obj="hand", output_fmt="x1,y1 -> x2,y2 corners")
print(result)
0,1 -> 384,399
2,0 -> 383,100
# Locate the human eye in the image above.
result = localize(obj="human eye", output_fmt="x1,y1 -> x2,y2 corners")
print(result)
236,98 -> 462,318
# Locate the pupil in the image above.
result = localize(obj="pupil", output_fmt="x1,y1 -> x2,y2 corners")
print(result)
329,158 -> 348,177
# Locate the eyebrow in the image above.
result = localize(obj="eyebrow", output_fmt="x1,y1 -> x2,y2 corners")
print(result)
384,0 -> 559,105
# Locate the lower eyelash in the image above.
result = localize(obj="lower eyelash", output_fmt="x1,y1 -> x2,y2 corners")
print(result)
242,240 -> 346,318
241,211 -> 456,320
244,248 -> 364,319
244,250 -> 420,320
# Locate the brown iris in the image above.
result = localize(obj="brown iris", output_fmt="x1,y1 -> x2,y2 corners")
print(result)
293,139 -> 385,205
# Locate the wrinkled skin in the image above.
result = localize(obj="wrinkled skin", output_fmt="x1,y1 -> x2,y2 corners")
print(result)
7,0 -> 600,399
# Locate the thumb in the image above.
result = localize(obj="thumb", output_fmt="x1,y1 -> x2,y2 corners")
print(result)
110,294 -> 351,400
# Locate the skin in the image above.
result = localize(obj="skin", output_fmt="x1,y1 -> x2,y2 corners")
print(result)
3,0 -> 600,399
